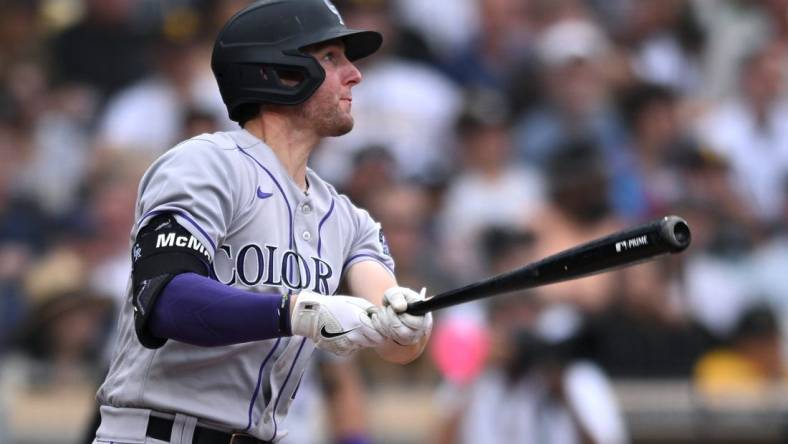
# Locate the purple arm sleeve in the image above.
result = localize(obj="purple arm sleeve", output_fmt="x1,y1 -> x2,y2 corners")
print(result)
149,273 -> 292,347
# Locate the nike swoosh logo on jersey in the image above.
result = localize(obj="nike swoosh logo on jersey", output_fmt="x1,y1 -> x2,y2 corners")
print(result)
256,186 -> 273,199
320,325 -> 356,339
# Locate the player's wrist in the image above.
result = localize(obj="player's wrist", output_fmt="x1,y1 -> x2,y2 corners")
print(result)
291,290 -> 319,337
375,337 -> 425,364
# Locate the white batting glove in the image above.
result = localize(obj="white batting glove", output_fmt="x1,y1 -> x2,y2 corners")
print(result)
372,286 -> 433,346
291,290 -> 385,356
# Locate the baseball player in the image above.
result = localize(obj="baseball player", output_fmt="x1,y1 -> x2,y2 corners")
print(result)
92,1 -> 433,443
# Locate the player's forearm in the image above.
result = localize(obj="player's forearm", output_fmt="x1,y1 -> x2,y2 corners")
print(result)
345,262 -> 430,363
148,272 -> 292,346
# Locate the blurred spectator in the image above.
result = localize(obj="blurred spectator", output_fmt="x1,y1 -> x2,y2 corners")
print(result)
0,116 -> 50,353
311,0 -> 461,185
525,139 -> 624,313
695,42 -> 788,228
78,153 -> 149,311
693,0 -> 783,99
7,247 -> 114,386
18,81 -> 100,217
437,90 -> 545,278
441,0 -> 535,93
96,26 -> 230,154
437,293 -> 628,444
513,18 -> 642,217
623,0 -> 705,94
686,40 -> 788,336
0,247 -> 114,444
581,260 -> 713,378
479,226 -> 539,282
341,145 -> 398,210
4,57 -> 50,129
0,0 -> 43,66
672,145 -> 760,240
617,82 -> 694,217
395,0 -> 479,56
515,18 -> 617,165
747,206 -> 788,343
48,0 -> 153,102
667,141 -> 771,341
694,303 -> 787,396
432,224 -> 627,443
0,242 -> 32,354
681,208 -> 762,337
0,117 -> 48,251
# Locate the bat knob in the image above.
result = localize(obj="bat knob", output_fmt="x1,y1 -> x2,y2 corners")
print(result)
661,215 -> 691,252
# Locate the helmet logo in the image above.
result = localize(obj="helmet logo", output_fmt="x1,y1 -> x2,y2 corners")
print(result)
322,0 -> 344,25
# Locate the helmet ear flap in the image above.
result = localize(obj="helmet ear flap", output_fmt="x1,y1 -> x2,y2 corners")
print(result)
261,65 -> 307,89
224,55 -> 325,123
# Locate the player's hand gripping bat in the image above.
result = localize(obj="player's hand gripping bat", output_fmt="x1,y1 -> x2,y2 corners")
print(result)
405,215 -> 691,316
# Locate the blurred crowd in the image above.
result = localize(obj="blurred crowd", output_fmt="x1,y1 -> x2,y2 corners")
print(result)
4,0 -> 788,443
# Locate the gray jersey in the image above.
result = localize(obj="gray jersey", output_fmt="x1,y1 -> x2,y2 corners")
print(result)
97,129 -> 394,442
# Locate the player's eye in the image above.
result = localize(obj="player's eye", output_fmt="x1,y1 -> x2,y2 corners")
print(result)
322,51 -> 337,63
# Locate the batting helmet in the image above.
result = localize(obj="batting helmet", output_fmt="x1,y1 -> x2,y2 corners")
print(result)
211,0 -> 382,123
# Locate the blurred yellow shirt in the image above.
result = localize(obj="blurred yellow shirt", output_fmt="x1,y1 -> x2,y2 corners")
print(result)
694,349 -> 776,396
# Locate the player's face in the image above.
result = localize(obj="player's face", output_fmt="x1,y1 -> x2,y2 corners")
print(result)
302,40 -> 362,137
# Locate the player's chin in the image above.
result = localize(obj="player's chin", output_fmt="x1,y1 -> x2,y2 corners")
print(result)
327,116 -> 354,137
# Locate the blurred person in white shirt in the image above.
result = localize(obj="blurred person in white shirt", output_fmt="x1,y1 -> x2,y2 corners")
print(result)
96,26 -> 232,155
696,41 -> 788,228
438,90 -> 545,279
436,294 -> 628,444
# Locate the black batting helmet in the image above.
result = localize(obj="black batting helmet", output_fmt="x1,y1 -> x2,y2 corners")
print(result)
211,0 -> 382,123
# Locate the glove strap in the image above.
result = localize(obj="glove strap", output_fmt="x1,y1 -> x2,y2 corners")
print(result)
279,292 -> 292,336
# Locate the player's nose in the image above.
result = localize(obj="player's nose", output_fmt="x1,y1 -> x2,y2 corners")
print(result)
343,61 -> 362,86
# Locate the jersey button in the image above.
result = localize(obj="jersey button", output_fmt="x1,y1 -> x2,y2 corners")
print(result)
302,231 -> 312,241
302,204 -> 312,214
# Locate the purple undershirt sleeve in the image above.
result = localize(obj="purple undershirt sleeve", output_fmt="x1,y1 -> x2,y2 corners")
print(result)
149,272 -> 292,347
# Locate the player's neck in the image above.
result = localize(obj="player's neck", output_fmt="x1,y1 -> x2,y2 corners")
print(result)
245,117 -> 316,192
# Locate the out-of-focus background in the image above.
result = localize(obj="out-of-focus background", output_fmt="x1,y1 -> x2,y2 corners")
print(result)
3,0 -> 788,443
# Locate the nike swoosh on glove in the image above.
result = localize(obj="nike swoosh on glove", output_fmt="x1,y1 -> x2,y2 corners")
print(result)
291,290 -> 385,356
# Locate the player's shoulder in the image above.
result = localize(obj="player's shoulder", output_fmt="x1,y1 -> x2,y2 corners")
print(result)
169,130 -> 251,155
139,131 -> 256,190
152,130 -> 255,167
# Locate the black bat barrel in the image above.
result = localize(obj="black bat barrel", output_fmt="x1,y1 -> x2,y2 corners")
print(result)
405,215 -> 691,316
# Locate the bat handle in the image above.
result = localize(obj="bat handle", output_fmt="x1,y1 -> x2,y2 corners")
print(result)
405,299 -> 429,316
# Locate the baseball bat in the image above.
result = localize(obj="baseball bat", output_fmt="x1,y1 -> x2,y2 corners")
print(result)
405,215 -> 691,315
